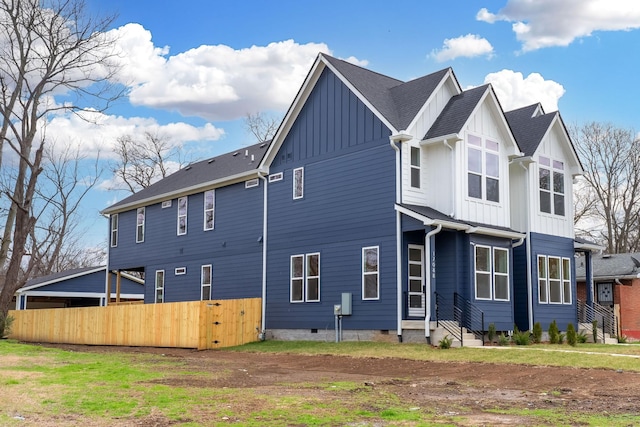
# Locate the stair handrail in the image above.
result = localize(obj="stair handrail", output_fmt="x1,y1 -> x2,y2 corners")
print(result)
454,292 -> 485,345
577,299 -> 617,343
434,291 -> 463,344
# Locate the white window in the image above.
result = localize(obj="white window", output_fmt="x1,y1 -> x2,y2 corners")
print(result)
474,245 -> 509,301
293,167 -> 304,199
539,157 -> 565,216
290,253 -> 320,302
204,190 -> 214,231
162,200 -> 172,209
201,264 -> 212,300
136,207 -> 145,243
155,270 -> 165,303
362,246 -> 379,300
410,147 -> 420,188
537,255 -> 572,304
110,214 -> 118,247
269,172 -> 283,183
177,196 -> 188,235
467,134 -> 499,202
174,267 -> 186,275
245,178 -> 259,188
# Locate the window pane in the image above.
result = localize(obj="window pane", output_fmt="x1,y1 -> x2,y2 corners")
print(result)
549,280 -> 561,303
494,249 -> 508,274
409,279 -> 422,293
468,147 -> 482,173
409,248 -> 422,262
178,217 -> 187,234
538,256 -> 547,277
202,285 -> 211,300
156,289 -> 163,302
294,168 -> 304,198
411,167 -> 420,188
292,256 -> 303,278
307,254 -> 319,276
307,278 -> 319,301
549,257 -> 560,279
291,279 -> 303,301
475,247 -> 490,272
202,266 -> 211,285
485,139 -> 499,152
486,177 -> 499,202
539,156 -> 550,167
540,191 -> 551,213
563,281 -> 571,304
205,211 -> 214,230
539,168 -> 550,190
495,275 -> 509,300
553,171 -> 564,194
409,294 -> 423,308
476,273 -> 491,299
553,160 -> 564,170
468,173 -> 482,198
364,275 -> 378,299
205,191 -> 214,209
156,272 -> 164,288
554,194 -> 565,216
468,134 -> 482,147
486,152 -> 499,177
409,264 -> 422,277
410,147 -> 420,166
539,279 -> 548,303
178,197 -> 187,214
364,248 -> 378,273
562,258 -> 571,280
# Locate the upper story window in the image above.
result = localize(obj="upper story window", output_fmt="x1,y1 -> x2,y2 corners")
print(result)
539,157 -> 565,216
177,196 -> 188,235
136,207 -> 145,243
474,245 -> 509,301
293,167 -> 304,199
204,190 -> 214,231
538,255 -> 571,304
290,253 -> 320,302
362,246 -> 379,300
155,270 -> 165,303
410,147 -> 420,188
245,178 -> 259,188
467,134 -> 500,202
110,214 -> 118,247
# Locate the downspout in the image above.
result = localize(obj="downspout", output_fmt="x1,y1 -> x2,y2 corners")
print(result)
424,223 -> 442,339
389,138 -> 403,341
443,140 -> 456,217
104,214 -> 111,307
519,161 -> 534,331
258,172 -> 268,340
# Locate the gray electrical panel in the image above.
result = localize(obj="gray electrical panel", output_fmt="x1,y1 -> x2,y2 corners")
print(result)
341,292 -> 352,315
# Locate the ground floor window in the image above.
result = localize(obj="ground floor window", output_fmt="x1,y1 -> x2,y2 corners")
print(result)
290,253 -> 320,302
362,246 -> 379,300
474,245 -> 510,301
538,255 -> 571,304
201,265 -> 212,300
155,270 -> 164,303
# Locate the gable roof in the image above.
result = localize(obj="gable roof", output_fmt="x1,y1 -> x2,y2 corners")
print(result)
504,104 -> 556,156
576,252 -> 640,280
102,141 -> 270,214
17,265 -> 143,292
423,85 -> 490,140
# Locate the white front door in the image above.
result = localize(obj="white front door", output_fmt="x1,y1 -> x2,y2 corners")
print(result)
408,244 -> 425,317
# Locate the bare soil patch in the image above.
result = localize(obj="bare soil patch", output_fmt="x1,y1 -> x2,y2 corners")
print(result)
35,344 -> 640,425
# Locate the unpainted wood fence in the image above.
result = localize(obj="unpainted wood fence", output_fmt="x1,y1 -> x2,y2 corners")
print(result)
8,298 -> 261,350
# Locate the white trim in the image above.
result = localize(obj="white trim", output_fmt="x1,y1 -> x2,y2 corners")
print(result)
201,264 -> 212,300
162,200 -> 172,208
305,252 -> 320,302
293,167 -> 304,199
136,207 -> 145,243
19,267 -> 107,292
474,244 -> 493,301
155,270 -> 165,303
362,246 -> 380,300
203,190 -> 215,231
174,267 -> 186,275
268,172 -> 283,182
16,291 -> 143,299
177,196 -> 188,236
290,254 -> 304,303
110,214 -> 118,247
245,178 -> 259,188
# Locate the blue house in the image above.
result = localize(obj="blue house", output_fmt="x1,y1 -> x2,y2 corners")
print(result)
103,54 -> 597,344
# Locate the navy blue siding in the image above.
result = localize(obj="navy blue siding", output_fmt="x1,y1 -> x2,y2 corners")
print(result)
42,271 -> 141,294
266,67 -> 396,331
109,180 -> 264,302
529,232 -> 576,331
512,244 -> 529,331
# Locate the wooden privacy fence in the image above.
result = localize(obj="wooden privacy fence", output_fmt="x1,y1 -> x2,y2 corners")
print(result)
8,298 -> 261,350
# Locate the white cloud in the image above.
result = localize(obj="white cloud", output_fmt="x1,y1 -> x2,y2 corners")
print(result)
483,69 -> 565,112
430,34 -> 494,62
108,25 -> 340,121
42,111 -> 224,159
477,1 -> 640,51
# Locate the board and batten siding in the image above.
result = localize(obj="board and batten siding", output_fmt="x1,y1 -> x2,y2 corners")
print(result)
109,180 -> 264,303
508,161 -> 528,233
266,66 -> 397,331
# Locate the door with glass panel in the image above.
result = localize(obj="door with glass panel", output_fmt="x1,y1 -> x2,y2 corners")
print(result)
408,244 -> 425,317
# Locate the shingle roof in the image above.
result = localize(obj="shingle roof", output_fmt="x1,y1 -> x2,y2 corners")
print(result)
321,54 -> 451,132
504,104 -> 556,156
576,252 -> 640,280
103,141 -> 270,213
423,85 -> 489,140
22,266 -> 104,289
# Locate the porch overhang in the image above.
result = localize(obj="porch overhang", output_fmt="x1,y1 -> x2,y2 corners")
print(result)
395,204 -> 525,240
574,240 -> 604,253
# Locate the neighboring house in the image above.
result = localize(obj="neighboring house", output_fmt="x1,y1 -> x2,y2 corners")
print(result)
14,266 -> 144,310
576,252 -> 640,341
103,53 -> 598,344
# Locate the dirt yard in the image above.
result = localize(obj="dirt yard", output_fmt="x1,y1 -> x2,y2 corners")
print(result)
39,343 -> 640,425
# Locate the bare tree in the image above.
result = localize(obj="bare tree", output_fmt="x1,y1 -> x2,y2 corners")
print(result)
0,0 -> 120,319
244,112 -> 280,143
109,131 -> 186,194
572,122 -> 640,253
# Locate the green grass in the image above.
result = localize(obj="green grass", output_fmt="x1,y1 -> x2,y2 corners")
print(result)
1,339 -> 638,426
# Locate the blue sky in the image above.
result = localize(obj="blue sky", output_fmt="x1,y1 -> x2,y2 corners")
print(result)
66,0 -> 640,244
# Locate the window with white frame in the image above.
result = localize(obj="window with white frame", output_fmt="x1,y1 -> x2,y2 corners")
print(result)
204,190 -> 214,231
177,196 -> 188,235
162,200 -> 172,208
293,167 -> 304,199
290,253 -> 320,302
269,172 -> 283,182
474,245 -> 509,301
155,270 -> 165,303
362,246 -> 379,300
201,264 -> 212,300
245,178 -> 259,188
538,255 -> 571,304
539,156 -> 565,216
410,147 -> 420,188
136,207 -> 145,243
110,214 -> 118,247
467,134 -> 500,202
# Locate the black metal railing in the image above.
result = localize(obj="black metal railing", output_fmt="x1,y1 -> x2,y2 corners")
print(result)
434,291 -> 462,343
577,299 -> 617,342
454,292 -> 485,345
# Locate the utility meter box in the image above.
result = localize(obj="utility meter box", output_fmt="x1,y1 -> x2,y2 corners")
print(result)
341,292 -> 352,316
334,304 -> 342,315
